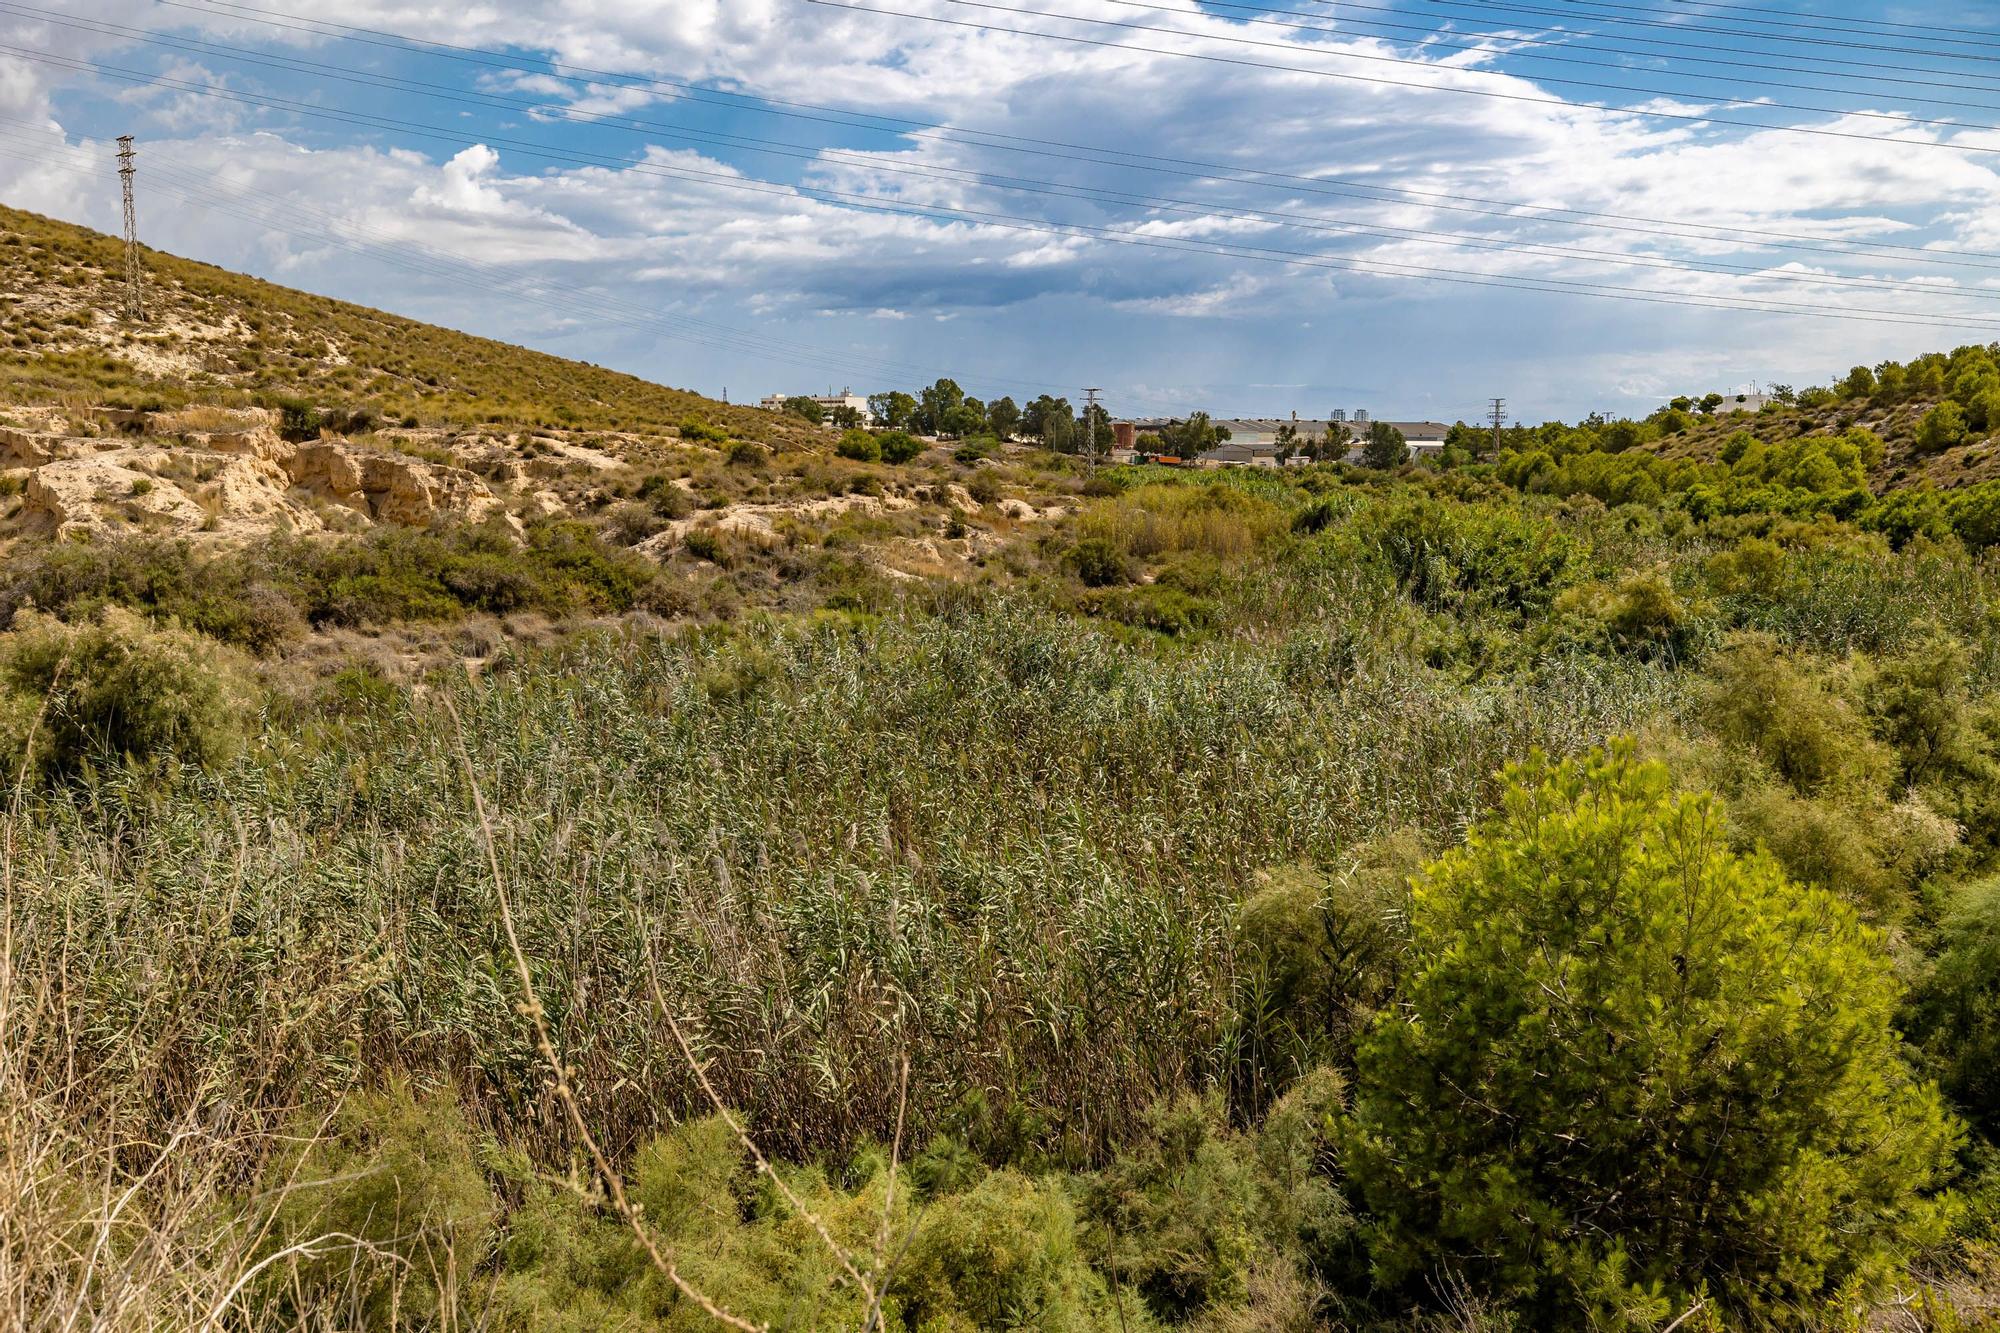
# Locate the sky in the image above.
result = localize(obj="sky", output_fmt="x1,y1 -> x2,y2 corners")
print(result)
2,0 -> 1999,424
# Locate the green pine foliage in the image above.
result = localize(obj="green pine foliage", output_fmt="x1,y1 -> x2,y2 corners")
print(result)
1344,746 -> 1962,1327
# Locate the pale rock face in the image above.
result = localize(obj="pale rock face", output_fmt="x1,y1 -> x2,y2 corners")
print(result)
0,427 -> 77,468
25,458 -> 208,537
633,490 -> 918,556
199,457 -> 324,537
284,441 -> 502,525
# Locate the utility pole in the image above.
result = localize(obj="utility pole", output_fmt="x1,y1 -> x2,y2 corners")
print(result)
116,135 -> 145,322
1083,387 -> 1102,463
1488,396 -> 1507,456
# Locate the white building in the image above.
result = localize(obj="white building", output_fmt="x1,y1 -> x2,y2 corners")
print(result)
1137,415 -> 1453,466
1344,421 -> 1450,461
1703,391 -> 1773,415
760,388 -> 873,422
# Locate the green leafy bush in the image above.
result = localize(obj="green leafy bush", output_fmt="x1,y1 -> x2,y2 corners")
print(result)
1065,536 -> 1133,588
1082,1095 -> 1261,1320
836,428 -> 881,462
678,417 -> 730,445
1907,877 -> 2000,1141
0,607 -> 255,780
1344,746 -> 1961,1326
877,430 -> 924,464
896,1170 -> 1114,1331
266,1081 -> 497,1323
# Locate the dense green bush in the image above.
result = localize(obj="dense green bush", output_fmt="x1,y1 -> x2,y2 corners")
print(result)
836,428 -> 881,462
1066,536 -> 1133,588
1082,1095 -> 1261,1320
0,524 -> 659,644
0,607 -> 255,780
266,1082 -> 497,1324
1345,746 -> 1960,1326
877,430 -> 924,464
1907,878 -> 2000,1141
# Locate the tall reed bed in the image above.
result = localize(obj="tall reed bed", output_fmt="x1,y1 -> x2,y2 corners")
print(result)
7,596 -> 1674,1177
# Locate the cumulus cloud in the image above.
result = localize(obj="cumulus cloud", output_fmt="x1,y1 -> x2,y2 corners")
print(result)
2,0 -> 1995,416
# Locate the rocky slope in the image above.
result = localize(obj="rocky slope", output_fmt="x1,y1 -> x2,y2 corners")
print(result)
0,202 -> 816,444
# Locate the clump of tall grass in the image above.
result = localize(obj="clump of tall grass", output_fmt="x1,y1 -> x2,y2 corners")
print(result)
1072,483 -> 1290,563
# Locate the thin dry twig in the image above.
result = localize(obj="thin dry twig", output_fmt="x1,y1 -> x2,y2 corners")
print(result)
443,694 -> 763,1333
862,1053 -> 911,1333
639,942 -> 876,1306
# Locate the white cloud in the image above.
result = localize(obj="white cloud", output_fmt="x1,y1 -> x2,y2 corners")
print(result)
2,0 -> 1996,416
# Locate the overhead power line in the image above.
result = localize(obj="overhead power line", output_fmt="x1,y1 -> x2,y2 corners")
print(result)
156,0 -> 2000,271
5,46 -> 1999,333
1437,0 -> 2000,62
1078,0 -> 2000,92
918,0 -> 2000,134
1086,0 -> 2000,110
19,5 -> 2000,307
1463,0 -> 2000,52
806,0 -> 2000,154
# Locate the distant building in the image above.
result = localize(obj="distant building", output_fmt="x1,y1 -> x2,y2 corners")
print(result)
1195,441 -> 1283,469
1344,421 -> 1450,462
760,387 -> 873,422
1704,391 -> 1772,415
1131,416 -> 1451,467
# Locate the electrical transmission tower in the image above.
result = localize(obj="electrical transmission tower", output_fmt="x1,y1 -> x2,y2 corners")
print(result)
116,135 -> 145,322
1488,396 -> 1507,455
1083,387 -> 1102,463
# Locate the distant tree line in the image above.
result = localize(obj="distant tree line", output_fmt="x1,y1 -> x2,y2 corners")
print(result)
856,379 -> 1117,453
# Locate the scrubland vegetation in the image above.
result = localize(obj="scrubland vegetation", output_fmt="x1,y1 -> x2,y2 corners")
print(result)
8,205 -> 2000,1327
0,204 -> 802,441
11,435 -> 2000,1329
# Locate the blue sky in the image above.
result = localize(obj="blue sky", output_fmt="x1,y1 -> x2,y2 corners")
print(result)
2,0 -> 1999,423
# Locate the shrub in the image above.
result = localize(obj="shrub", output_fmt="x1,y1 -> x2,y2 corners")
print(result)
678,417 -> 729,445
894,1170 -> 1110,1330
267,1082 -> 497,1324
605,500 -> 666,546
1362,497 -> 1586,617
1555,568 -> 1699,660
967,470 -> 1003,505
1918,401 -> 1970,454
1863,487 -> 1954,550
835,428 -> 880,463
274,396 -> 324,440
1344,746 -> 1961,1326
1090,584 -> 1214,636
726,439 -> 769,468
1947,480 -> 2000,550
0,608 -> 255,781
1906,877 -> 2000,1141
1697,633 -> 1890,796
877,430 -> 924,464
1082,1095 -> 1261,1320
1064,536 -> 1132,588
1230,845 -> 1415,1110
636,472 -> 695,519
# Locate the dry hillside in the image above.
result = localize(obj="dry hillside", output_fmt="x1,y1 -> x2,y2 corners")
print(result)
1647,385 -> 2000,493
0,202 -> 812,442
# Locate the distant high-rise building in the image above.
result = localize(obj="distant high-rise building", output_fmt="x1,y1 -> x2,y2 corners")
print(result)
1354,408 -> 1371,424
1330,408 -> 1347,423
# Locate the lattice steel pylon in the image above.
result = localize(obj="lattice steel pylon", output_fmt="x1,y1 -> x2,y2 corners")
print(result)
116,135 -> 144,322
